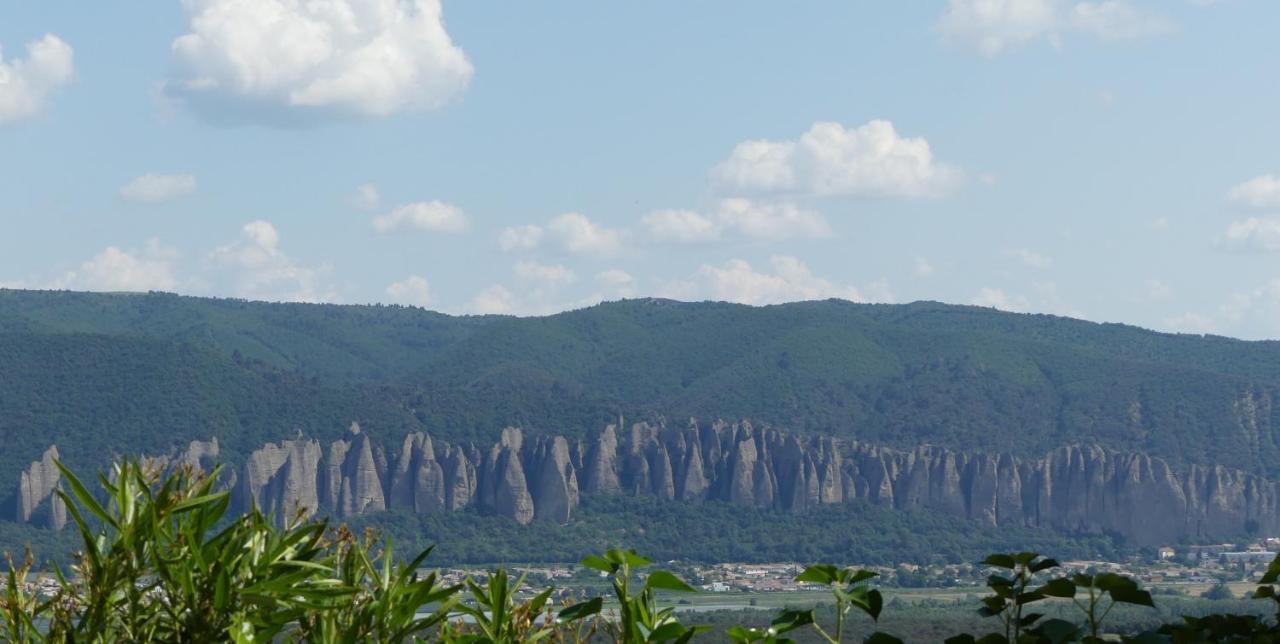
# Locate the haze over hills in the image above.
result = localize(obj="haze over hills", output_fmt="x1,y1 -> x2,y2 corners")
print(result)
4,288 -> 1280,559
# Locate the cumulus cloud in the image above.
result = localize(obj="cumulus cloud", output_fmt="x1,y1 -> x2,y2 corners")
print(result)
1144,278 -> 1173,301
54,239 -> 179,292
467,284 -> 515,314
641,209 -> 720,243
642,199 -> 829,244
716,199 -> 831,240
119,173 -> 197,203
937,0 -> 1060,56
1006,248 -> 1053,269
593,269 -> 637,300
1163,311 -> 1216,334
1228,175 -> 1280,209
373,200 -> 467,233
695,256 -> 865,306
713,120 -> 959,198
352,183 -> 381,210
971,287 -> 1031,312
1164,279 -> 1280,338
1070,1 -> 1174,39
166,0 -> 473,124
498,225 -> 544,252
211,220 -> 336,302
547,212 -> 624,257
915,257 -> 935,277
499,214 -> 625,257
937,0 -> 1171,56
0,34 -> 75,124
513,260 -> 576,286
385,274 -> 431,306
597,269 -> 634,289
1222,217 -> 1280,253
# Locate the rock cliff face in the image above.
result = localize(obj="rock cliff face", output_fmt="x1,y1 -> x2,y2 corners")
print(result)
15,419 -> 1280,545
15,446 -> 64,529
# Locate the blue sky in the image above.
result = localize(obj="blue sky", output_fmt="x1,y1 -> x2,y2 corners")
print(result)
3,1 -> 1280,338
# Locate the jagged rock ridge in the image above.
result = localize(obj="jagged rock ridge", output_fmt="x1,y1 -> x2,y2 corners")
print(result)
14,420 -> 1280,546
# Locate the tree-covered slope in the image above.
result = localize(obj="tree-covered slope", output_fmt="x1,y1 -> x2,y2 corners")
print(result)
2,288 -> 1279,493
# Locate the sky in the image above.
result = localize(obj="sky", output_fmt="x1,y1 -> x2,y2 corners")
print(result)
2,1 -> 1280,338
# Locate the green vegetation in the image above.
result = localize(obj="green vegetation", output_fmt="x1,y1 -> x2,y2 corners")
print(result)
6,288 -> 1280,562
347,497 -> 1121,567
5,289 -> 1280,484
8,459 -> 1280,642
1,494 -> 1122,570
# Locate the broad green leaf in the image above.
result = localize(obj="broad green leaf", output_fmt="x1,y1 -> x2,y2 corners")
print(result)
1029,618 -> 1080,644
840,568 -> 878,586
1037,578 -> 1076,598
646,571 -> 696,593
865,632 -> 905,644
648,621 -> 690,642
770,608 -> 815,633
581,554 -> 616,574
982,554 -> 1016,570
795,564 -> 839,585
1109,587 -> 1154,608
556,597 -> 603,623
606,548 -> 651,568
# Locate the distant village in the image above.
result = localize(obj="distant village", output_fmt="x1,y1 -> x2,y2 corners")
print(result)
428,538 -> 1280,597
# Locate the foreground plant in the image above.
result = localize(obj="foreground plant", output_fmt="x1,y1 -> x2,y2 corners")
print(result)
443,567 -> 559,643
294,531 -> 458,643
19,457 -> 1280,642
559,548 -> 706,643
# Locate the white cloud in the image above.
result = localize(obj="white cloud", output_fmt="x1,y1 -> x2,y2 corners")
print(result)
385,275 -> 431,306
211,220 -> 336,302
1222,217 -> 1280,253
714,120 -> 959,198
1163,311 -> 1216,334
119,173 -> 197,203
166,0 -> 472,123
1228,175 -> 1280,209
513,260 -> 576,286
937,0 -> 1171,56
715,199 -> 830,240
547,212 -> 624,257
55,239 -> 178,292
373,201 -> 467,233
352,183 -> 381,210
696,256 -> 864,306
467,284 -> 514,314
1150,216 -> 1170,232
1144,278 -> 1172,301
1070,2 -> 1174,39
593,269 -> 636,300
498,225 -> 545,252
643,199 -> 830,244
712,140 -> 797,192
914,257 -> 935,277
938,0 -> 1060,56
1006,248 -> 1053,269
971,287 -> 1031,312
0,34 -> 75,124
641,209 -> 720,243
597,269 -> 633,286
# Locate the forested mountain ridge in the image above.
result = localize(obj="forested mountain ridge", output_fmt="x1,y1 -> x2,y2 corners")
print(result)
2,287 -> 1279,512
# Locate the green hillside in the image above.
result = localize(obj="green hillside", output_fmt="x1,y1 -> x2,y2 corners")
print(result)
2,287 -> 1279,504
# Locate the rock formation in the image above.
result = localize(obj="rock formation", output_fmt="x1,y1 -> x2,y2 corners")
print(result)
15,446 -> 64,529
17,419 -> 1280,545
